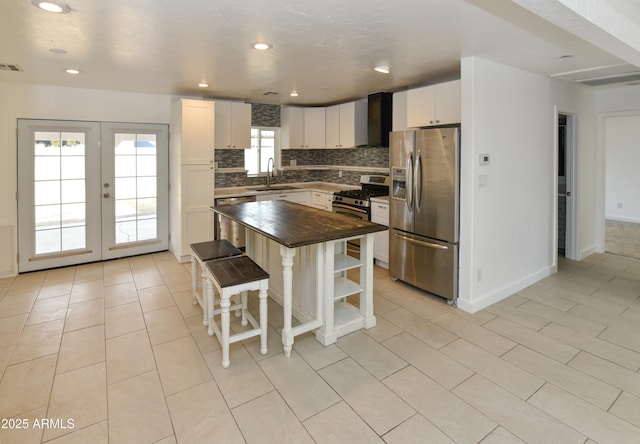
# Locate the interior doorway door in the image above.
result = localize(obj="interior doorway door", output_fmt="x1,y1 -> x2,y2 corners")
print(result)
17,119 -> 168,272
558,112 -> 577,259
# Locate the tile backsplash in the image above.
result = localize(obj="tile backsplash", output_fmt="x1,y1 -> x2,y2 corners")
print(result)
214,103 -> 389,188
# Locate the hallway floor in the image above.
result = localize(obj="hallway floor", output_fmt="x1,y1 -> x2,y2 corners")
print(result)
1,252 -> 640,443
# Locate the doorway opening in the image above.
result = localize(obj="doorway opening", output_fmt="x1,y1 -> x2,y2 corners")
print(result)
557,112 -> 577,259
604,114 -> 640,259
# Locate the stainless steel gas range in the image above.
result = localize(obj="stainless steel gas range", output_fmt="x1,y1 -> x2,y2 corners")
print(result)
332,175 -> 389,254
332,175 -> 390,222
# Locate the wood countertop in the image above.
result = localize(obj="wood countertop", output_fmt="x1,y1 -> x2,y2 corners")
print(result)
212,200 -> 387,248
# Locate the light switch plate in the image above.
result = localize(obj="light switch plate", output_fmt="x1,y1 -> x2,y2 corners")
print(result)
479,153 -> 490,166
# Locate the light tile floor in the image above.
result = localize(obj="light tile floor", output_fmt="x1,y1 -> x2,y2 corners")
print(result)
1,252 -> 640,443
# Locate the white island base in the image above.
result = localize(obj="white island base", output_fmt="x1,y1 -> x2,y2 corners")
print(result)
244,230 -> 377,354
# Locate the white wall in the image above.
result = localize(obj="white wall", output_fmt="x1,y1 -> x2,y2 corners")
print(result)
604,115 -> 640,222
458,58 -> 555,312
0,81 -> 173,276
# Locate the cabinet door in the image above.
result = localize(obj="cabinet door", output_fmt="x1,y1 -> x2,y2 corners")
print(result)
281,107 -> 305,149
215,101 -> 251,149
181,164 -> 214,258
181,100 -> 215,164
371,201 -> 389,267
304,107 -> 326,148
325,105 -> 341,148
214,100 -> 232,148
310,190 -> 329,209
434,80 -> 461,125
230,102 -> 251,149
406,85 -> 436,128
340,100 -> 368,148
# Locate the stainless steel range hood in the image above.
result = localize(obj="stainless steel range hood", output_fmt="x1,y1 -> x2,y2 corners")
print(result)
367,92 -> 393,147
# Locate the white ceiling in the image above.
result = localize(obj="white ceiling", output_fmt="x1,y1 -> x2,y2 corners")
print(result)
1,0 -> 639,105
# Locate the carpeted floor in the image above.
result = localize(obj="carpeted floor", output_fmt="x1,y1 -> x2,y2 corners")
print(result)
605,219 -> 640,259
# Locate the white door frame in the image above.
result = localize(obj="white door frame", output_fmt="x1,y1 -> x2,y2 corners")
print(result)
595,110 -> 640,253
555,109 -> 579,261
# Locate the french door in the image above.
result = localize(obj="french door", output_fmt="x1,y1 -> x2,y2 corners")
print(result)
17,120 -> 169,272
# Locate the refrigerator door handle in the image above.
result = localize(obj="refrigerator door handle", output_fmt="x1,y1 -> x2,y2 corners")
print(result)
393,232 -> 449,250
406,153 -> 414,211
415,150 -> 423,212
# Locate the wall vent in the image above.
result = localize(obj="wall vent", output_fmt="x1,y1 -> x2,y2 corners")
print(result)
0,63 -> 24,72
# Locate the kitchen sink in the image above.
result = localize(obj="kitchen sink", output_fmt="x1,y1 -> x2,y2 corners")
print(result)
252,185 -> 300,192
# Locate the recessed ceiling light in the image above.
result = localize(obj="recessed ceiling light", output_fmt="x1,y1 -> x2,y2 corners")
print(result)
252,42 -> 272,50
65,68 -> 80,74
198,82 -> 209,88
31,0 -> 71,13
374,65 -> 390,74
290,91 -> 299,97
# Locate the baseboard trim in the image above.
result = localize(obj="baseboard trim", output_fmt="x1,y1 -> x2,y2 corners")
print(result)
456,265 -> 556,314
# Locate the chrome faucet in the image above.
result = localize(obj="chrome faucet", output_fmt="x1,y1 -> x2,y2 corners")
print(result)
266,157 -> 274,189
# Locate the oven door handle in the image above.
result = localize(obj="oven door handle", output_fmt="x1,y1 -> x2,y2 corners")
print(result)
393,232 -> 449,250
332,203 -> 369,216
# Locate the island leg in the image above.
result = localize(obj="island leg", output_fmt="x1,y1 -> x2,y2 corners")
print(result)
279,245 -> 296,357
360,233 -> 377,329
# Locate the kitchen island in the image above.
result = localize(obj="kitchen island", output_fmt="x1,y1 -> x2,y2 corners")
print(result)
212,200 -> 387,356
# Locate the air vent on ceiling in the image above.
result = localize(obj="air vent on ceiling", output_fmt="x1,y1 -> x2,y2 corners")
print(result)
577,72 -> 640,86
551,63 -> 640,86
0,63 -> 24,72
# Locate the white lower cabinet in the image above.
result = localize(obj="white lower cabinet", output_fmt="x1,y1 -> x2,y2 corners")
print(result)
309,190 -> 332,210
255,190 -> 310,205
371,198 -> 389,269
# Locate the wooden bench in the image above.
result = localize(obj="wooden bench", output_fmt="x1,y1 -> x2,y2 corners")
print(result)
190,240 -> 242,326
205,255 -> 269,368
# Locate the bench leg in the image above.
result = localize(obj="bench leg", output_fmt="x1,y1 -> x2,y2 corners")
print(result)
206,278 -> 215,336
240,291 -> 248,327
220,293 -> 231,368
200,263 -> 210,326
259,287 -> 268,355
190,256 -> 198,305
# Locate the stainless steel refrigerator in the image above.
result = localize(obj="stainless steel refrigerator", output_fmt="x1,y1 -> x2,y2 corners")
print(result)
389,127 -> 460,303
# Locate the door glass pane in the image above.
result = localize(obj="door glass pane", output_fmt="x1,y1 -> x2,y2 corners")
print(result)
113,133 -> 158,244
33,131 -> 86,254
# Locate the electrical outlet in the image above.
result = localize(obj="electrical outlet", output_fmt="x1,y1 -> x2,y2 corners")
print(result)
617,202 -> 623,208
290,159 -> 297,167
339,170 -> 343,178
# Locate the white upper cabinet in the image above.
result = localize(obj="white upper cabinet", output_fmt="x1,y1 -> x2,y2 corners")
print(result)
303,107 -> 326,149
177,99 -> 215,164
406,79 -> 461,128
214,100 -> 251,149
325,100 -> 367,148
281,106 -> 326,149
